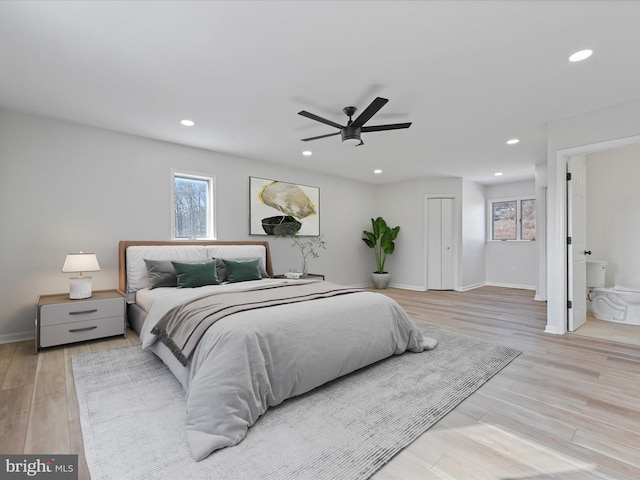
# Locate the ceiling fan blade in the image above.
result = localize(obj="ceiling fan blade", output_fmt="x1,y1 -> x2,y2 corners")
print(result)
351,97 -> 389,128
361,122 -> 412,132
298,110 -> 344,129
301,131 -> 341,142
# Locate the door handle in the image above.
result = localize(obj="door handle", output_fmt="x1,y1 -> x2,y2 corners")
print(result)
584,250 -> 592,255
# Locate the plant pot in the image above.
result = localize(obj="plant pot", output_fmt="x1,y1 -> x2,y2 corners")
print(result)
371,272 -> 391,289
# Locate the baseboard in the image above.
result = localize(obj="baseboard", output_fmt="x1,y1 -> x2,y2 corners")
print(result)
368,281 -> 536,293
388,282 -> 425,292
456,282 -> 486,292
485,282 -> 536,291
349,281 -> 536,294
354,281 -> 426,291
0,330 -> 34,345
544,324 -> 565,335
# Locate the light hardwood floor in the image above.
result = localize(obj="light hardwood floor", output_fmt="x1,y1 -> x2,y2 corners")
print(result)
2,286 -> 639,479
573,314 -> 640,347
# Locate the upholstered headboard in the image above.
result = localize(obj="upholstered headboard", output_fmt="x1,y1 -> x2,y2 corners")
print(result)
118,240 -> 274,303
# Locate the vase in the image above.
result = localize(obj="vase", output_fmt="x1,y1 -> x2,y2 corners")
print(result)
371,272 -> 391,289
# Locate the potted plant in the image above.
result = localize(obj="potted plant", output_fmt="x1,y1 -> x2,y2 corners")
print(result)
292,234 -> 326,276
362,217 -> 400,289
278,233 -> 327,276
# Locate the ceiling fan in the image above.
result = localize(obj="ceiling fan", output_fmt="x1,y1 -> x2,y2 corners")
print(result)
298,97 -> 411,146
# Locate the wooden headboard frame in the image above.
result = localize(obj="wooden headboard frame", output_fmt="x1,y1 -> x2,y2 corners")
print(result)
118,240 -> 274,294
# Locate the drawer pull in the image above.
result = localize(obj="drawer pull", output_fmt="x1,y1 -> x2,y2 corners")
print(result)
69,309 -> 98,315
69,326 -> 98,333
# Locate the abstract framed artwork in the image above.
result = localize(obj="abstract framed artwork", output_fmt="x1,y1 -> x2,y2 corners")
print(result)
249,177 -> 320,236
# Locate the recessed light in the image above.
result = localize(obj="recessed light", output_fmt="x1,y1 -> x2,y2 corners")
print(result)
302,150 -> 312,156
494,172 -> 503,176
374,169 -> 382,174
506,138 -> 519,145
569,49 -> 593,62
180,119 -> 195,126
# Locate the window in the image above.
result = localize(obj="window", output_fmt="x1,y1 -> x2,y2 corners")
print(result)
172,171 -> 216,239
489,197 -> 535,241
520,199 -> 536,241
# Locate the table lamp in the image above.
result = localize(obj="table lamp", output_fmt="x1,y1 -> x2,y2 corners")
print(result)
62,252 -> 100,299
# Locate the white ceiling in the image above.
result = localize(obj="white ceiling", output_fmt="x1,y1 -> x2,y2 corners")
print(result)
2,1 -> 640,185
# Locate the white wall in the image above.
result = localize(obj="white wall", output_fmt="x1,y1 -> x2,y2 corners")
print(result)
374,175 -> 539,293
485,180 -> 537,290
378,176 -> 491,292
0,110 -> 377,341
535,162 -> 548,301
587,144 -> 640,288
375,178 -> 425,289
460,179 -> 486,289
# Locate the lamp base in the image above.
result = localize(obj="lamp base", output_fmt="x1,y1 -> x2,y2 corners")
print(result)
69,276 -> 93,299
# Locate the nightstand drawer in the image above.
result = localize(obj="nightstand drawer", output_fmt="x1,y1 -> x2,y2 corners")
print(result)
40,315 -> 124,347
39,297 -> 123,326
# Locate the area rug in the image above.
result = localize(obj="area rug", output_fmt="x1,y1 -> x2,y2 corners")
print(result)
72,331 -> 520,480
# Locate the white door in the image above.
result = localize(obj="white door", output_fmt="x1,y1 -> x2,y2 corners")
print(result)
567,155 -> 588,331
427,198 -> 455,290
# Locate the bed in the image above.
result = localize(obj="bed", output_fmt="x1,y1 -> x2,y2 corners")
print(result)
118,240 -> 437,461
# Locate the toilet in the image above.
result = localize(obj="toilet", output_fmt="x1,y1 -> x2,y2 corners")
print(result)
587,260 -> 640,326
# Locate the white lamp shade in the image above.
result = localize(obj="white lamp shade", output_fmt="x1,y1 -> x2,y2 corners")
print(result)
63,253 -> 100,299
62,253 -> 100,274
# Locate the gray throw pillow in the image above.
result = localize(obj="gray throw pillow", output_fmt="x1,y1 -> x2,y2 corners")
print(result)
144,259 -> 178,289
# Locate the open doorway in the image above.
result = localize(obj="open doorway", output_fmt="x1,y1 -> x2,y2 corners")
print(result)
546,137 -> 640,343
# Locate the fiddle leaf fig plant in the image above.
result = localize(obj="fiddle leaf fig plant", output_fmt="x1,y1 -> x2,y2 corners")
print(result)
362,217 -> 400,273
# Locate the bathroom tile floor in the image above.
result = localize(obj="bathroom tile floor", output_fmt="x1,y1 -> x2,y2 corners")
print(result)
572,314 -> 640,346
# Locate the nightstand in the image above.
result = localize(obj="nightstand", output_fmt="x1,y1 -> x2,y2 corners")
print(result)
35,289 -> 126,353
274,273 -> 325,280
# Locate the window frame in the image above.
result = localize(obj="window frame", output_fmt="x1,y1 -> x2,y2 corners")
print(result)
487,196 -> 536,243
171,170 -> 217,240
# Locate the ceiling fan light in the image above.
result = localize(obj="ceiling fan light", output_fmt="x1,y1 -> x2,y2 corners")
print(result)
341,125 -> 361,145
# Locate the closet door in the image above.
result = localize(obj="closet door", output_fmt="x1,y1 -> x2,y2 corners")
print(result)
427,198 -> 454,290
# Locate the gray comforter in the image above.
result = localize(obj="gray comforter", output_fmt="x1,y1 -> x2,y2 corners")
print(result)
140,279 -> 437,461
151,282 -> 365,366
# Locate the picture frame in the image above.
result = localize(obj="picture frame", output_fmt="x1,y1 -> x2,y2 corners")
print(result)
249,176 -> 320,236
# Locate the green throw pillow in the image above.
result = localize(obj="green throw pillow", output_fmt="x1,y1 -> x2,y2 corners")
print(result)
171,260 -> 220,288
222,258 -> 262,283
